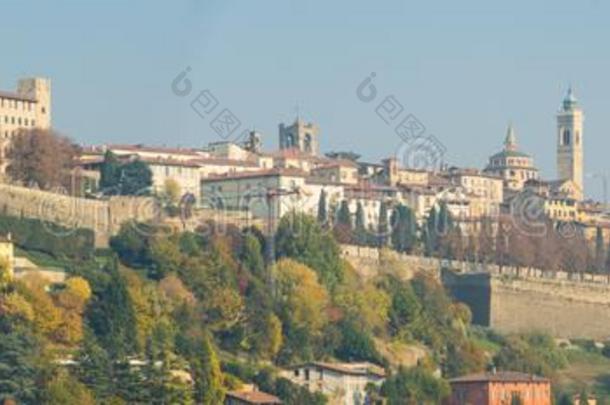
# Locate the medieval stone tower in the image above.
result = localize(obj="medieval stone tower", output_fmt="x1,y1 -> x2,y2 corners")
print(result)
278,118 -> 319,156
557,87 -> 584,200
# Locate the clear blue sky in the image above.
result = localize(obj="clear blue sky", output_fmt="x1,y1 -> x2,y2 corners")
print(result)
2,0 -> 609,198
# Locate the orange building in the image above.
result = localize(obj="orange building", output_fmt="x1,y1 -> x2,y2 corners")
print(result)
446,371 -> 551,405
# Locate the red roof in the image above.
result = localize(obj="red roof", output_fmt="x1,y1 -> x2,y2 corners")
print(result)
450,371 -> 550,384
226,390 -> 282,404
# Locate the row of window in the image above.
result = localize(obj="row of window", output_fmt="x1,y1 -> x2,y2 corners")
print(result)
1,115 -> 36,127
0,97 -> 34,111
506,169 -> 537,180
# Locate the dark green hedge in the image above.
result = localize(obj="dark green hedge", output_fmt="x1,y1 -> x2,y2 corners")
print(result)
0,214 -> 94,260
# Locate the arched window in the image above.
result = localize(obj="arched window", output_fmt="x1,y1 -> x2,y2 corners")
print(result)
304,133 -> 312,152
562,129 -> 571,146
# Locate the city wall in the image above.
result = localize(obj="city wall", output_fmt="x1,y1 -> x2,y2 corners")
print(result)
0,183 -> 157,247
341,244 -> 610,340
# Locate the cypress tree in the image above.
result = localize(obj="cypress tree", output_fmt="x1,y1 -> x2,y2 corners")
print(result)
317,189 -> 327,224
355,201 -> 367,245
390,204 -> 417,253
595,227 -> 605,272
336,200 -> 352,228
378,201 -> 389,247
99,150 -> 121,192
87,260 -> 139,358
192,333 -> 224,404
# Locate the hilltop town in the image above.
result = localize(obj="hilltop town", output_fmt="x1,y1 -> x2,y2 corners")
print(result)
0,76 -> 609,404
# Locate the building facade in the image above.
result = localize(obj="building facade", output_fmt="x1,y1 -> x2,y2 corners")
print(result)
0,77 -> 52,174
446,371 -> 551,405
281,362 -> 385,405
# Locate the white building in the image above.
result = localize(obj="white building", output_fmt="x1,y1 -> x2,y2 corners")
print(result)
281,362 -> 385,405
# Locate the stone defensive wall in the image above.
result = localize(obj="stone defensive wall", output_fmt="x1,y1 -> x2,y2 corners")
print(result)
0,183 -> 158,247
341,244 -> 610,340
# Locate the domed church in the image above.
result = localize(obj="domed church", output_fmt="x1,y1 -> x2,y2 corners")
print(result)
484,124 -> 539,191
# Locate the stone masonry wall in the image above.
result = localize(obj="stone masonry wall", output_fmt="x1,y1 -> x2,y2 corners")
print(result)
342,244 -> 610,339
0,184 -> 157,247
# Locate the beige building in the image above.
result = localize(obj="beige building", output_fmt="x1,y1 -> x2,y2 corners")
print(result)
557,87 -> 584,200
484,124 -> 539,191
310,161 -> 359,185
0,77 -> 52,174
379,157 -> 429,187
282,362 -> 385,405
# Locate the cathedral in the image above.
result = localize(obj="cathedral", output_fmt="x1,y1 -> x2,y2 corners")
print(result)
485,87 -> 584,201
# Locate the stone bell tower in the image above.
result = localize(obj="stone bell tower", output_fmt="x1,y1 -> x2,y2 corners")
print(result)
557,87 -> 584,200
278,118 -> 319,156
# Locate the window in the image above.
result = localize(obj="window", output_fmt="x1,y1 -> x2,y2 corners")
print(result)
304,369 -> 310,381
294,369 -> 300,377
562,129 -> 571,146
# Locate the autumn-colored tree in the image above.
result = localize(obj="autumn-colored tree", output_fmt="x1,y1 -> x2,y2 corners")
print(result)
163,178 -> 182,205
0,257 -> 12,291
16,275 -> 62,338
273,259 -> 329,333
159,274 -> 196,308
54,276 -> 92,345
6,128 -> 78,190
0,292 -> 34,324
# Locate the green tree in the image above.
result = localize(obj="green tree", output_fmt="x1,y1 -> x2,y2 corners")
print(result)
143,326 -> 193,405
354,202 -> 368,245
336,200 -> 352,228
99,151 -> 153,196
191,333 -> 224,404
120,160 -> 153,195
76,331 -> 114,400
317,189 -> 328,224
110,223 -> 153,268
381,366 -> 450,404
390,204 -> 417,253
275,213 -> 344,290
595,227 -> 605,272
378,201 -> 389,247
424,203 -> 454,257
87,262 -> 139,358
241,233 -> 266,280
99,150 -> 121,191
44,370 -> 95,405
0,328 -> 41,404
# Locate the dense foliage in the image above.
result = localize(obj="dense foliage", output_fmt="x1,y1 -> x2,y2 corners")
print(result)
0,210 -> 596,403
0,213 -> 94,260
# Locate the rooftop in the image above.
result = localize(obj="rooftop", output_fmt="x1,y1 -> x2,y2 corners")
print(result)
450,371 -> 550,384
0,90 -> 37,103
225,390 -> 282,404
203,167 -> 308,181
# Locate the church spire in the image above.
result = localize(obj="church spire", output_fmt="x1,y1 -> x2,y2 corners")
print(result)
504,123 -> 518,151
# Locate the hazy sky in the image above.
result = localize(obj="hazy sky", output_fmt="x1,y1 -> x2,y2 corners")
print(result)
1,0 -> 609,198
